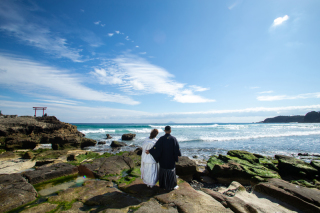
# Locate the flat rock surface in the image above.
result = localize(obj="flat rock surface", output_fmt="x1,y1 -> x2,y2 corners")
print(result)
135,198 -> 178,213
202,181 -> 295,213
118,178 -> 163,200
254,178 -> 320,213
0,158 -> 35,174
155,181 -> 232,213
23,162 -> 78,184
78,156 -> 134,178
48,179 -> 141,211
0,174 -> 38,212
20,203 -> 58,213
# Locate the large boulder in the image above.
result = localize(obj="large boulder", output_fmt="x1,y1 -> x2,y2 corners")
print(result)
0,174 -> 38,212
207,154 -> 280,185
80,138 -> 97,148
78,155 -> 134,178
176,156 -> 197,181
275,155 -> 318,179
122,133 -> 136,140
110,141 -> 127,147
23,163 -> 78,184
254,178 -> 320,213
106,134 -> 112,139
23,151 -> 34,159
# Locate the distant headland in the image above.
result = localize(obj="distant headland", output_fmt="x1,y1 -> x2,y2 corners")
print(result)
260,111 -> 320,123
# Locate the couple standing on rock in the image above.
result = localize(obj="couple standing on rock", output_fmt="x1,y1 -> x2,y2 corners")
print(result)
140,126 -> 181,190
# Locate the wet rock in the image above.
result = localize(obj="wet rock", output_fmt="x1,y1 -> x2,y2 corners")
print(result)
0,174 -> 37,212
135,198 -> 178,213
106,134 -> 112,139
60,202 -> 86,213
254,178 -> 320,213
200,176 -> 216,184
298,153 -> 309,156
134,147 -> 142,156
155,181 -> 233,212
121,133 -> 136,140
80,138 -> 97,148
23,163 -> 78,184
23,151 -> 34,159
48,180 -> 140,210
176,156 -> 197,176
275,155 -> 318,179
98,141 -> 106,145
21,203 -> 58,213
207,154 -> 280,185
110,141 -> 127,147
78,155 -> 134,178
35,160 -> 55,167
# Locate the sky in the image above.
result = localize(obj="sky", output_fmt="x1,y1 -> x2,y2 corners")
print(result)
0,0 -> 320,123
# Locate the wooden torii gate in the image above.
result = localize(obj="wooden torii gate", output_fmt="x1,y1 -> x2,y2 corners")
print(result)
33,107 -> 47,117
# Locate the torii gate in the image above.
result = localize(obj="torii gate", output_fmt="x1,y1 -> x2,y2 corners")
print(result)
33,107 -> 47,116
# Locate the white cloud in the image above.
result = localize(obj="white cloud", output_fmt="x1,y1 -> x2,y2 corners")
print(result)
115,31 -> 120,34
0,1 -> 83,62
139,52 -> 147,55
273,15 -> 289,27
80,9 -> 84,12
136,46 -> 139,48
0,53 -> 139,105
228,0 -> 241,10
91,54 -> 215,103
258,90 -> 274,94
94,21 -> 101,25
189,85 -> 209,92
101,24 -> 105,27
125,36 -> 130,41
257,92 -> 320,101
108,33 -> 114,37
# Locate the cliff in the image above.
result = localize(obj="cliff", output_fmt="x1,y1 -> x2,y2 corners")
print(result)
261,111 -> 320,123
0,115 -> 96,150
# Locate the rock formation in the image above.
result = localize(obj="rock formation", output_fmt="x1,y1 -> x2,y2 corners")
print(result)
0,115 -> 96,150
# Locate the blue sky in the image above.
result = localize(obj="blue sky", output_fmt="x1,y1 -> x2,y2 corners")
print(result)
0,0 -> 320,123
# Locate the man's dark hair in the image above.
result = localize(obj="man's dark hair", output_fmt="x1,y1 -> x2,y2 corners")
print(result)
165,126 -> 171,131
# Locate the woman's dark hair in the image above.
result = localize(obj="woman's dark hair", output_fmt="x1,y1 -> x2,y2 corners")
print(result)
149,129 -> 159,139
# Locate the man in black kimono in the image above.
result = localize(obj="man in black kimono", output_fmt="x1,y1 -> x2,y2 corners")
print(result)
146,126 -> 181,190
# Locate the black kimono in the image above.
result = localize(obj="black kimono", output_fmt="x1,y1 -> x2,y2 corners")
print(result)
149,133 -> 181,190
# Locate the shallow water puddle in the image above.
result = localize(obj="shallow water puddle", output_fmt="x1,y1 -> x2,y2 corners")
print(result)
37,176 -> 88,196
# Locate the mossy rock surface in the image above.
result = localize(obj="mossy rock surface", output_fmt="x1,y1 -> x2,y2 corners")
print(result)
207,153 -> 280,182
227,150 -> 258,164
258,158 -> 278,171
310,160 -> 320,171
276,155 -> 318,178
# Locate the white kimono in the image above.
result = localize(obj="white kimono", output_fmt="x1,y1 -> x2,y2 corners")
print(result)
141,137 -> 159,186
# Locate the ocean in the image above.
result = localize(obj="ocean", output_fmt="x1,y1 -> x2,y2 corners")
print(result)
73,123 -> 320,160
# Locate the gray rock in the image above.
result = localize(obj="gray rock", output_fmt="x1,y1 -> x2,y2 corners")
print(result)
176,156 -> 197,176
0,174 -> 37,212
121,133 -> 136,140
23,163 -> 78,184
110,141 -> 127,147
78,155 -> 134,178
254,178 -> 320,213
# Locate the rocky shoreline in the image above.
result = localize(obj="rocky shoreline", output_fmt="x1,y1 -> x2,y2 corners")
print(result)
0,115 -> 320,212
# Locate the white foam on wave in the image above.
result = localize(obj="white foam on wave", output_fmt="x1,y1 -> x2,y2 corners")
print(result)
80,129 -> 116,134
198,130 -> 320,142
149,124 -> 219,129
127,128 -> 163,133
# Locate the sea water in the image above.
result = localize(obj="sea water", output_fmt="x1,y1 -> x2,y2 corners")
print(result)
73,123 -> 320,160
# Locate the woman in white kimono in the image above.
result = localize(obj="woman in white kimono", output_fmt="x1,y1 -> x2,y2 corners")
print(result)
141,129 -> 159,188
